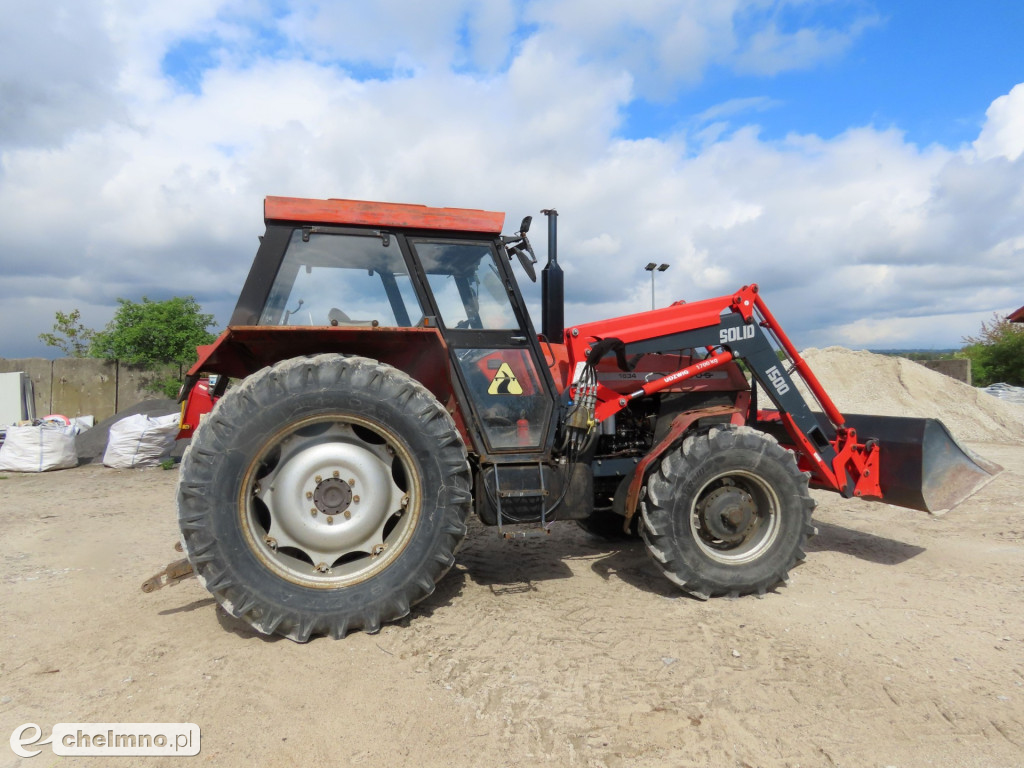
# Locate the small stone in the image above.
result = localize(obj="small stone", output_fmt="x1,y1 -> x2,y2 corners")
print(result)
731,649 -> 741,658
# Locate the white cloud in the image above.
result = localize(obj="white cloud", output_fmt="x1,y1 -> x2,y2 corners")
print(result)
695,96 -> 784,124
733,13 -> 881,77
973,82 -> 1024,162
275,0 -> 521,73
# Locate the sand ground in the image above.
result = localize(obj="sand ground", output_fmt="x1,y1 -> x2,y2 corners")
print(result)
1,440 -> 1022,768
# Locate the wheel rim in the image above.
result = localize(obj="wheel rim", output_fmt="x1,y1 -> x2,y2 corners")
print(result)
689,470 -> 780,565
239,414 -> 420,588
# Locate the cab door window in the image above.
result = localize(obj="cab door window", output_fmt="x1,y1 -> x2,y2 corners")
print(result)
455,347 -> 552,449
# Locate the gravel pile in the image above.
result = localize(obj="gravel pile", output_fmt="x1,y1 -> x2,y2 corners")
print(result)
794,347 -> 1024,444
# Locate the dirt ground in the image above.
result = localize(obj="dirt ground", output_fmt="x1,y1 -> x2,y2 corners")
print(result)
1,440 -> 1022,768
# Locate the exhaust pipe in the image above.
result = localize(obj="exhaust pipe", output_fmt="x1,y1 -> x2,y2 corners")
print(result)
541,208 -> 563,341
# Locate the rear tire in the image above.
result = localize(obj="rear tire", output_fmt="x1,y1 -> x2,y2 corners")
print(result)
641,425 -> 815,599
176,354 -> 471,642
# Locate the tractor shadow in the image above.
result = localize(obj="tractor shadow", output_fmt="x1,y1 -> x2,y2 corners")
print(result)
409,565 -> 470,619
453,522 -> 575,593
454,519 -> 684,599
583,536 -> 684,598
805,520 -> 926,565
158,596 -> 216,615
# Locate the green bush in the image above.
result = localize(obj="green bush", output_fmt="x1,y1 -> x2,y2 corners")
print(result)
959,314 -> 1024,387
90,296 -> 216,367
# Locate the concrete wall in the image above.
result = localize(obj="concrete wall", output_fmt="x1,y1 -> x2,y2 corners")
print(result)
51,358 -> 117,420
922,358 -> 972,385
0,358 -> 182,422
117,363 -> 182,407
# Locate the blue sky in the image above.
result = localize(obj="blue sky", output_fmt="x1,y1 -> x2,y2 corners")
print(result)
2,0 -> 1023,359
637,1 -> 1024,148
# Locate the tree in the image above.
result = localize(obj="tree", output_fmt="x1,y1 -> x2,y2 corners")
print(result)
91,296 -> 217,367
959,313 -> 1024,387
90,296 -> 218,397
38,309 -> 95,357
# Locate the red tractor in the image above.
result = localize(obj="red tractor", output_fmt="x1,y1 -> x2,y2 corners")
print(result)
166,196 -> 998,641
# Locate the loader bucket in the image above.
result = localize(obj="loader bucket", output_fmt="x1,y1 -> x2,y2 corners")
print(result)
843,414 -> 1003,515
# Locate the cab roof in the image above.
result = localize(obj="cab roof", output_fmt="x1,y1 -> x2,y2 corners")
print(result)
264,196 -> 506,234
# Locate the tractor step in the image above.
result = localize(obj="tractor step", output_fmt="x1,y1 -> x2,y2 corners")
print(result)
492,463 -> 554,537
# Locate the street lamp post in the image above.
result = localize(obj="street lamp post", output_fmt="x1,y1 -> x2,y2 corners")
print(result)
645,262 -> 670,310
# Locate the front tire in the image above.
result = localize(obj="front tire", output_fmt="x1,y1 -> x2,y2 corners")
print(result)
641,425 -> 815,599
176,354 -> 471,642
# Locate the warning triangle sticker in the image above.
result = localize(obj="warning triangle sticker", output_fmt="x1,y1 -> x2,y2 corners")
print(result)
488,362 -> 524,395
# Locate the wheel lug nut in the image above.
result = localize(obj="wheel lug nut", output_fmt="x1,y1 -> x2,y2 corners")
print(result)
306,491 -> 313,500
353,495 -> 360,504
344,510 -> 351,519
310,508 -> 317,517
327,517 -> 334,525
333,470 -> 340,478
315,475 -> 322,483
348,478 -> 356,486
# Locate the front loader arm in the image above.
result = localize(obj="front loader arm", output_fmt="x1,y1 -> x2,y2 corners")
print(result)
565,284 -> 878,500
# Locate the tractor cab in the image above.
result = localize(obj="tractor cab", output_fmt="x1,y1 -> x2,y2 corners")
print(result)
192,197 -> 561,463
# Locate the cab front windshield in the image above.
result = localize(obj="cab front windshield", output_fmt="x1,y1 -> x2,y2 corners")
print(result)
411,240 -> 517,331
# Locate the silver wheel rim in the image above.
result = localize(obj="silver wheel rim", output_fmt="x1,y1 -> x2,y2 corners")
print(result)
239,414 -> 420,588
689,469 -> 780,565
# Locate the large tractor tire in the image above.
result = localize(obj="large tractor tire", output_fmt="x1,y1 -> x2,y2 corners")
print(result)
641,425 -> 816,599
176,354 -> 471,642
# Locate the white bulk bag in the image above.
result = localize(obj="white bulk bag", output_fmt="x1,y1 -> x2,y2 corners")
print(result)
102,413 -> 180,469
0,423 -> 79,472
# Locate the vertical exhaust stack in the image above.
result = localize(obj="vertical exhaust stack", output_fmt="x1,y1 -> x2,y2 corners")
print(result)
541,209 -> 564,341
